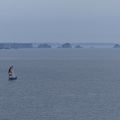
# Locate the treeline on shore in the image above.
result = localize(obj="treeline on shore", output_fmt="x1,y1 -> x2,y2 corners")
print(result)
0,43 -> 119,49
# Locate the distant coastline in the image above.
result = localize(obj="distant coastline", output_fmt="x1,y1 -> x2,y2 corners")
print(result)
0,42 -> 119,49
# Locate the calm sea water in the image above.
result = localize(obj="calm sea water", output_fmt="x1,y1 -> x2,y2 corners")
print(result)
0,48 -> 120,120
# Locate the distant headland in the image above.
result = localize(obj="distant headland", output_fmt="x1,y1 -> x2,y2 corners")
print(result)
0,42 -> 119,49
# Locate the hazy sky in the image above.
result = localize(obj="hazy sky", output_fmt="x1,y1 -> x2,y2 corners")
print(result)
0,0 -> 120,43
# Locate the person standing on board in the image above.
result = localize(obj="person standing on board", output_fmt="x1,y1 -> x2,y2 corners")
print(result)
8,65 -> 14,79
8,65 -> 17,80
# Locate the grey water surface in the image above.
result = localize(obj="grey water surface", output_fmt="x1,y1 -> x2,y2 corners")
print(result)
0,48 -> 120,120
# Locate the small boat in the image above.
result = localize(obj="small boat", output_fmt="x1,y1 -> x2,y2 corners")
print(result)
9,77 -> 17,80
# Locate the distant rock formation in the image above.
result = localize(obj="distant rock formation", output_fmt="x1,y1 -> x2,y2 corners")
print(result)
113,44 -> 120,48
75,45 -> 82,48
38,43 -> 51,48
61,43 -> 72,48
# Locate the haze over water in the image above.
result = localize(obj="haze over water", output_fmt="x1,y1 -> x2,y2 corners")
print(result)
0,48 -> 120,120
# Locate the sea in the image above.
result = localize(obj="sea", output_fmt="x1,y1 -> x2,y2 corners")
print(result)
0,48 -> 120,120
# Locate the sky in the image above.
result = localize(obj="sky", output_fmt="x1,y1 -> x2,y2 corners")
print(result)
0,0 -> 120,43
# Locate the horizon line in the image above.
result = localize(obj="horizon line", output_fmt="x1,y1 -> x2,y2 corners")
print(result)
0,42 -> 118,44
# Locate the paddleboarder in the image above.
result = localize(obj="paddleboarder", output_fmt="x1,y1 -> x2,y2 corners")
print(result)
8,65 -> 17,80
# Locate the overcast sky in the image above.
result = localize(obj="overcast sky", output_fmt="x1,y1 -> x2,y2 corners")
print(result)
0,0 -> 120,43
